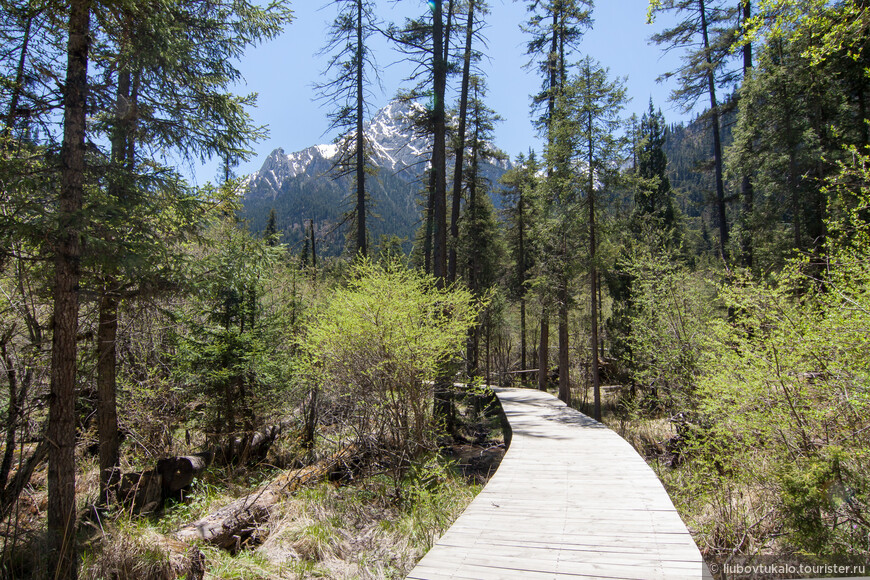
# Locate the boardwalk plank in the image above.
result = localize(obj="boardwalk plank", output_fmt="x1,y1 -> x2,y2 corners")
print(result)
407,387 -> 710,580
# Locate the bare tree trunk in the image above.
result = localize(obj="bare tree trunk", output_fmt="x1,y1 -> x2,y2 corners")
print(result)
97,289 -> 120,506
432,0 -> 448,282
537,312 -> 549,391
423,170 -> 435,274
96,57 -> 133,507
302,388 -> 317,450
699,0 -> 728,261
449,0 -> 475,283
518,183 -> 527,378
0,437 -> 47,522
0,338 -> 19,492
48,3 -> 91,577
520,298 -> 527,376
431,0 -> 453,429
558,277 -> 570,405
355,0 -> 367,257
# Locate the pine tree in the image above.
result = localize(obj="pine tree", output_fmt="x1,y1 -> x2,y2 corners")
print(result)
634,99 -> 676,232
650,0 -> 738,261
521,0 -> 593,396
264,207 -> 279,246
449,0 -> 489,283
458,77 -> 504,374
523,0 -> 594,133
315,0 -> 380,257
47,3 -> 90,576
501,151 -> 540,376
387,2 -> 453,282
87,0 -> 291,510
539,57 -> 626,413
574,59 -> 627,419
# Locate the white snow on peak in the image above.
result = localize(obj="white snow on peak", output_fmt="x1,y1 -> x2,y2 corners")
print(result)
315,143 -> 338,159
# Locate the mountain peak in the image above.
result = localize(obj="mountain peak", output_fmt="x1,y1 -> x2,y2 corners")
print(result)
242,99 -> 510,256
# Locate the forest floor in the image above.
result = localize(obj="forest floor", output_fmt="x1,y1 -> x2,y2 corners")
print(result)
0,395 -> 506,579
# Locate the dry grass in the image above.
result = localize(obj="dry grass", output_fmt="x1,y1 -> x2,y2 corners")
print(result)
252,468 -> 481,579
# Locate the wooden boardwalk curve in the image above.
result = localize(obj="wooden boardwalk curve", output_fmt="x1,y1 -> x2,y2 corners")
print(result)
408,387 -> 710,580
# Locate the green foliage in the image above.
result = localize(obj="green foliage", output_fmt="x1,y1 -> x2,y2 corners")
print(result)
172,214 -> 293,436
301,258 -> 479,456
648,0 -> 738,112
522,0 -> 594,128
692,158 -> 870,555
459,173 -> 505,293
623,246 -> 719,411
634,100 -> 677,235
398,455 -> 477,549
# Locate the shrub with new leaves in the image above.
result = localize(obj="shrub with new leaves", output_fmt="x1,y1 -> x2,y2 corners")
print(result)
692,149 -> 870,559
302,259 -> 478,459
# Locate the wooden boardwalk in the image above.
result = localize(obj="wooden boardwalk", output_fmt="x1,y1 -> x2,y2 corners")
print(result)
408,387 -> 710,580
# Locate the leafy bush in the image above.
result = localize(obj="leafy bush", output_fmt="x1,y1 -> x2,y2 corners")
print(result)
622,246 -> 720,412
692,151 -> 870,559
301,258 -> 479,459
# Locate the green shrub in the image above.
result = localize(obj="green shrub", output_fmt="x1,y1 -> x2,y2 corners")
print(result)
301,258 -> 479,458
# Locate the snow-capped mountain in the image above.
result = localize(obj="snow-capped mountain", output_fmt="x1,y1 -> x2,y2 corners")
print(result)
242,100 -> 509,255
246,101 -> 430,201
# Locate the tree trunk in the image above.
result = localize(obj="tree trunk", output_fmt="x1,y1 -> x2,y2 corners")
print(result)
0,438 -> 47,522
538,312 -> 549,391
302,387 -> 318,449
0,338 -> 19,492
699,0 -> 728,261
48,2 -> 90,577
431,0 -> 453,428
520,298 -> 527,377
156,455 -> 210,494
95,59 -> 133,506
175,446 -> 362,550
739,0 -> 754,268
2,7 -> 34,140
431,0 -> 448,282
588,124 -> 601,422
449,0 -> 475,283
309,219 -> 317,282
355,0 -> 367,257
423,170 -> 435,274
558,276 -> 570,405
97,289 -> 120,506
518,182 -> 527,378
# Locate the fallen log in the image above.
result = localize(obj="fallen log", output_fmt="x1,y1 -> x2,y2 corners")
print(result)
118,419 -> 297,514
157,454 -> 211,494
118,468 -> 163,515
175,445 -> 360,551
215,418 -> 295,465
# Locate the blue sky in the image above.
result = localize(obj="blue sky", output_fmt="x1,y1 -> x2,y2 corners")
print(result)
191,0 -> 693,186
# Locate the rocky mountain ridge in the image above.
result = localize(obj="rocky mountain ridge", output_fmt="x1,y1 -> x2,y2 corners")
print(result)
242,100 -> 509,256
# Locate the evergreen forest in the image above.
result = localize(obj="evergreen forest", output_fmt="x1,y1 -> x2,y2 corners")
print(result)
0,0 -> 869,578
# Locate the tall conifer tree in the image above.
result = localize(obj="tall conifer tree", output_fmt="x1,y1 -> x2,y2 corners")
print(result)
48,2 -> 90,575
650,0 -> 737,261
315,0 -> 380,257
521,0 -> 593,398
